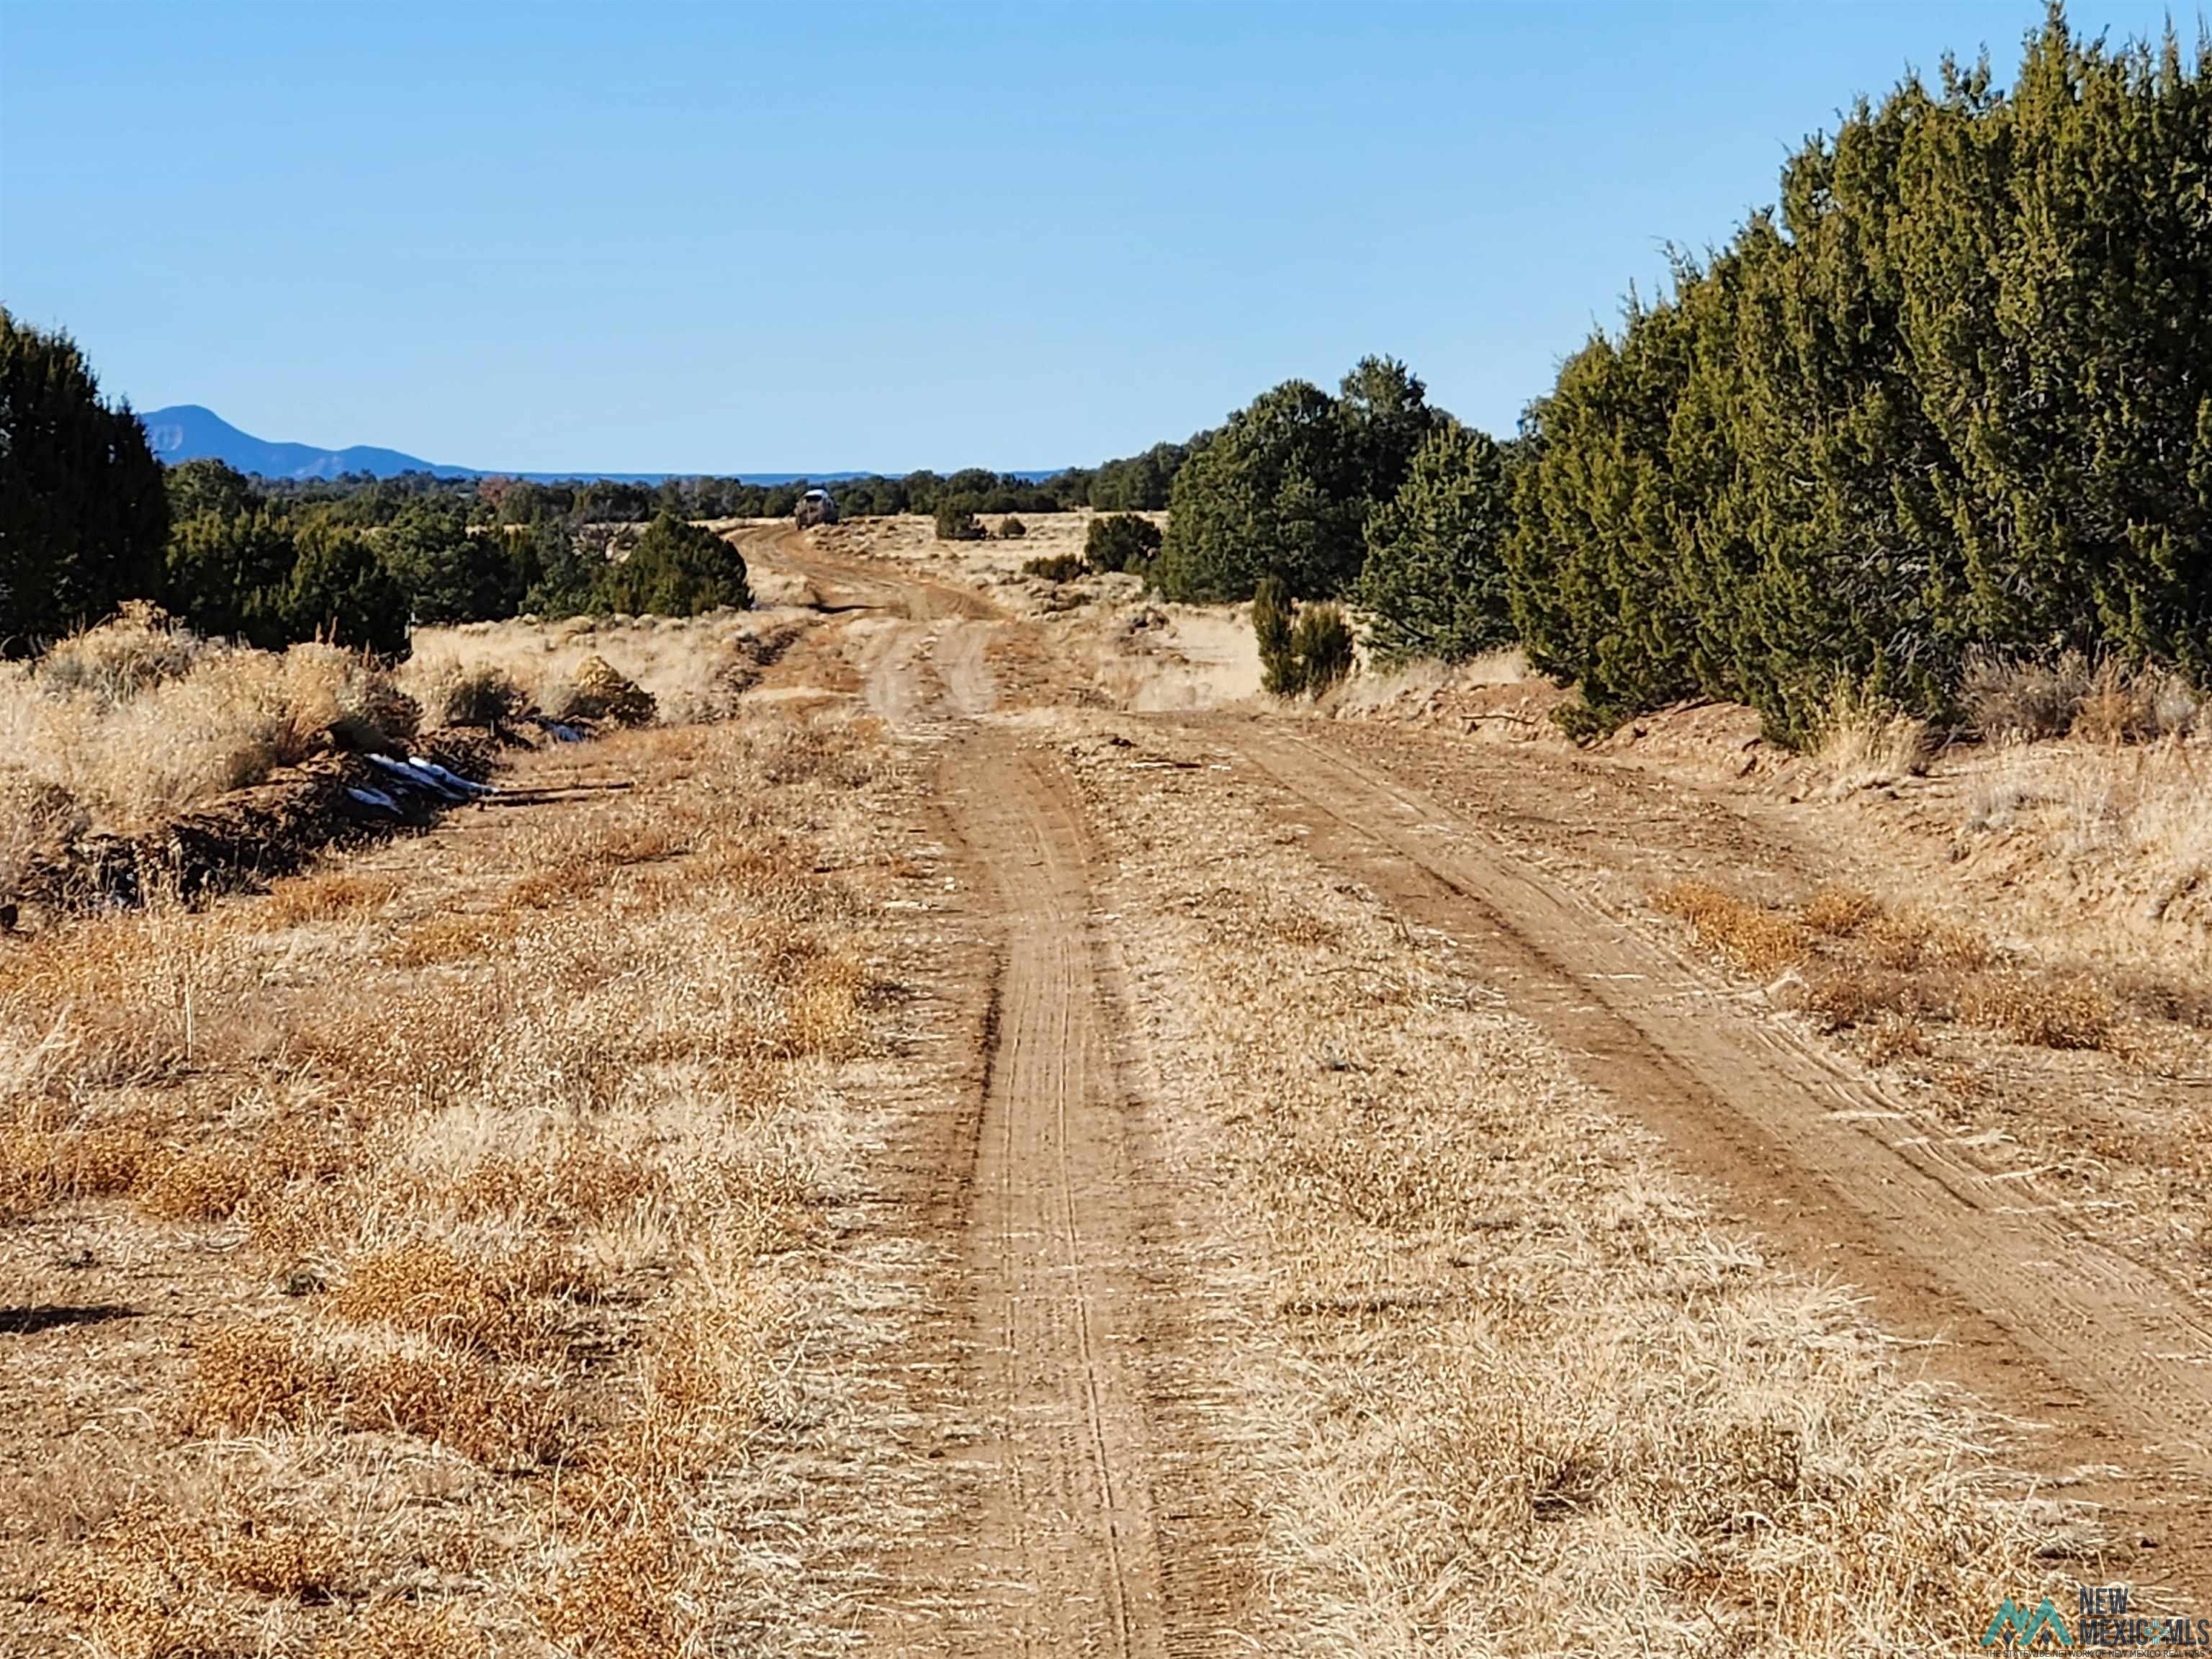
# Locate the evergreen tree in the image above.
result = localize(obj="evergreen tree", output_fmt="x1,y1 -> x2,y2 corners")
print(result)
594,512 -> 751,616
0,309 -> 169,650
1336,355 -> 1441,511
1504,7 -> 2211,739
1156,379 -> 1367,601
164,504 -> 297,647
284,520 -> 411,655
1357,424 -> 1518,665
384,503 -> 529,624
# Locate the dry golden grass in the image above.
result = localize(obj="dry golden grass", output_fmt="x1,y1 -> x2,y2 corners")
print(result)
1650,878 -> 2139,1057
0,701 -> 920,1650
1812,681 -> 1930,793
0,610 -> 420,850
1069,723 -> 2064,1655
1956,970 -> 2118,1052
255,868 -> 404,928
1663,876 -> 2141,1057
1652,880 -> 1809,975
1958,735 -> 2211,973
408,608 -> 800,727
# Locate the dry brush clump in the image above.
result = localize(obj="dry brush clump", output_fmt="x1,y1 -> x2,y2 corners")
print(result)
1658,878 -> 2136,1059
1812,680 -> 1930,794
1962,651 -> 2201,744
409,610 -> 799,727
1069,726 -> 2063,1655
0,703 -> 922,1650
0,610 -> 423,851
1652,881 -> 1809,976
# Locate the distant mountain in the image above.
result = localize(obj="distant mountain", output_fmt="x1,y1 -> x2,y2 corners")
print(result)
136,404 -> 1062,485
138,405 -> 475,481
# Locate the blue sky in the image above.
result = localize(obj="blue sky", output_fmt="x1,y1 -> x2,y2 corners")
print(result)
1,1 -> 2194,474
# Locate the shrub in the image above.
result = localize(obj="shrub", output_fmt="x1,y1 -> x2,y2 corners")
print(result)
557,655 -> 655,726
1960,651 -> 2093,740
1812,681 -> 1929,788
1961,651 -> 2201,744
997,516 -> 1028,540
933,500 -> 985,541
593,513 -> 750,616
1250,585 -> 1357,699
1254,577 -> 1300,696
424,662 -> 531,729
1022,553 -> 1084,583
280,642 -> 421,750
1084,512 -> 1163,575
36,602 -> 202,706
1290,603 -> 1355,694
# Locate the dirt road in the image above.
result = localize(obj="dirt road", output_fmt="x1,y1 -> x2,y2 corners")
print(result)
812,559 -> 1247,1655
1209,720 -> 2212,1582
743,526 -> 2212,1622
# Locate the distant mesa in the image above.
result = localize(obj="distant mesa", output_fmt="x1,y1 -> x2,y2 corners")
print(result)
138,405 -> 475,482
133,405 -> 994,486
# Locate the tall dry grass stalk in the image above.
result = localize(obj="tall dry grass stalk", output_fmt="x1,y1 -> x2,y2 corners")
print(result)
1812,682 -> 1930,795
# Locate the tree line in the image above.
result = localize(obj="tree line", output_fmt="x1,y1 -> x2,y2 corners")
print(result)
1164,8 -> 2211,739
0,302 -> 1192,655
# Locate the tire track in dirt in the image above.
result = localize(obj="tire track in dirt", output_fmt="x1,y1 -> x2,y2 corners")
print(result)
1214,717 -> 2212,1591
847,594 -> 1248,1656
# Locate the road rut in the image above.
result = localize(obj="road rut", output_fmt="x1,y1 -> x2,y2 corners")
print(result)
844,597 -> 1245,1655
1214,719 -> 2212,1589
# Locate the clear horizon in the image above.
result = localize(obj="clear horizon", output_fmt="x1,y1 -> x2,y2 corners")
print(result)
3,0 -> 2195,474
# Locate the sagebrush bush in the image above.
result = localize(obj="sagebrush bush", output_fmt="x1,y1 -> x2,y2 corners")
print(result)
997,516 -> 1028,540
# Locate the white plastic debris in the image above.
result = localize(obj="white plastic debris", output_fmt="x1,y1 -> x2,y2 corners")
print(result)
404,755 -> 493,795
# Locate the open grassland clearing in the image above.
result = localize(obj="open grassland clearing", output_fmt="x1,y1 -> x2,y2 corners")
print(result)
0,700 -> 943,1655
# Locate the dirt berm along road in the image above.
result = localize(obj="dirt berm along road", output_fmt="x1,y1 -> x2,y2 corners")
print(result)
740,525 -> 2212,1642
